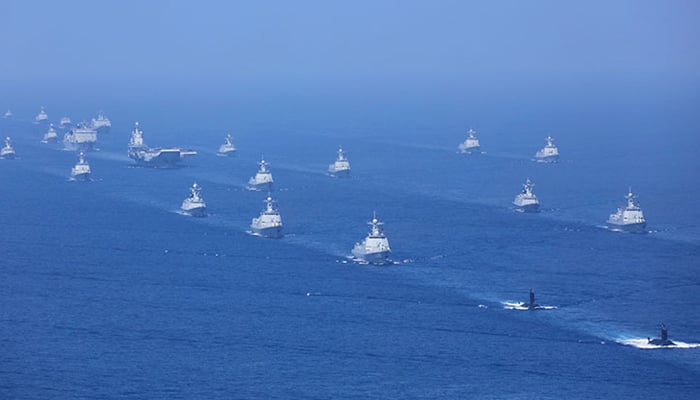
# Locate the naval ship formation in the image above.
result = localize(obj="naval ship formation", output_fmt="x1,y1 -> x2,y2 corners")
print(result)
128,122 -> 196,167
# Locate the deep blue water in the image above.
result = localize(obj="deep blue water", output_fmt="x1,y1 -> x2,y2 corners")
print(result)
1,99 -> 699,399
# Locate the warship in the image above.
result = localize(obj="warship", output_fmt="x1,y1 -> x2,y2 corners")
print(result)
457,128 -> 481,154
127,122 -> 196,167
607,188 -> 647,233
534,135 -> 559,163
41,124 -> 59,143
250,195 -> 283,238
247,158 -> 274,191
648,324 -> 675,347
180,182 -> 207,217
90,111 -> 112,134
327,147 -> 351,177
513,178 -> 540,212
3,109 -> 12,119
70,152 -> 92,181
352,212 -> 392,265
217,134 -> 237,156
63,122 -> 97,151
34,106 -> 49,124
59,116 -> 72,128
1,136 -> 16,159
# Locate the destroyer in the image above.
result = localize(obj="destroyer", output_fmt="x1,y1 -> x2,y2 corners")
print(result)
534,135 -> 559,163
35,106 -> 49,124
250,195 -> 283,238
327,146 -> 351,177
247,158 -> 274,191
648,324 -> 675,346
128,122 -> 196,167
217,134 -> 237,156
70,152 -> 92,181
59,116 -> 72,128
458,128 -> 481,154
1,136 -> 16,159
352,212 -> 392,265
181,182 -> 207,217
513,178 -> 540,212
64,122 -> 97,151
607,188 -> 647,233
42,124 -> 59,143
90,111 -> 111,134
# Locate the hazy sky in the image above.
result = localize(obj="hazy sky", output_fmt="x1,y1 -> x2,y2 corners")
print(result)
2,0 -> 699,90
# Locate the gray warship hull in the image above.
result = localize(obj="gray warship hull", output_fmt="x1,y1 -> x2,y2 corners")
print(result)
251,225 -> 283,238
607,221 -> 647,234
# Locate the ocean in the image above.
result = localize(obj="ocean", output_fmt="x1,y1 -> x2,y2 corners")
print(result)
1,90 -> 699,399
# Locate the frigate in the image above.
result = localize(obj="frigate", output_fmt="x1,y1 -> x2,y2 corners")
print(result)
70,152 -> 92,181
534,135 -> 559,163
513,178 -> 540,212
250,195 -> 283,238
457,128 -> 481,154
1,136 -> 16,159
247,158 -> 274,191
180,182 -> 207,217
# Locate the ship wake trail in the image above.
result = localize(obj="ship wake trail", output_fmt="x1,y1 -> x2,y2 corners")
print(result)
502,301 -> 557,310
618,338 -> 700,350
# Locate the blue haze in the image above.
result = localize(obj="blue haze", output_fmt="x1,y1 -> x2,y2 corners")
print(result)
1,1 -> 700,399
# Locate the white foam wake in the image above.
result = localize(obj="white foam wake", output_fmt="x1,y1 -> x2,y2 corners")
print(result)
503,301 -> 558,311
619,338 -> 700,350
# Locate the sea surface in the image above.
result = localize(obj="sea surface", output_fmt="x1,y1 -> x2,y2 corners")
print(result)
1,96 -> 699,399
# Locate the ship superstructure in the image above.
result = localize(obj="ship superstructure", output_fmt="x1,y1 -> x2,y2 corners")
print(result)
352,212 -> 392,265
513,178 -> 540,212
250,195 -> 283,238
181,182 -> 207,217
70,152 -> 92,181
247,158 -> 274,191
63,122 -> 97,150
217,134 -> 237,156
458,128 -> 481,154
607,188 -> 647,233
127,122 -> 196,167
534,135 -> 559,163
1,136 -> 16,159
328,147 -> 351,177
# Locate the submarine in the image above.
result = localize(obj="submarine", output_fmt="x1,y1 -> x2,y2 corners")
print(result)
525,289 -> 542,310
648,324 -> 675,346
